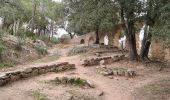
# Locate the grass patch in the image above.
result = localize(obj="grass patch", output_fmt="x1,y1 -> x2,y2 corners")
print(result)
48,77 -> 88,87
0,62 -> 13,68
27,90 -> 48,100
35,46 -> 48,55
135,79 -> 170,100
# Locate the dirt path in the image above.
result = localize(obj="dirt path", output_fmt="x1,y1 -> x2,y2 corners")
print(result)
0,45 -> 170,100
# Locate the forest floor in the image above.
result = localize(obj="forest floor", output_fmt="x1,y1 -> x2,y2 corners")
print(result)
0,44 -> 170,100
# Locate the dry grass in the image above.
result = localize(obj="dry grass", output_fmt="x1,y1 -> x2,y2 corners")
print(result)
135,78 -> 170,100
32,54 -> 60,64
27,90 -> 48,100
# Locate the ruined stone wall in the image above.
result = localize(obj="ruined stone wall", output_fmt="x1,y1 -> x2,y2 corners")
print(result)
164,48 -> 170,61
150,39 -> 170,61
0,62 -> 75,86
69,24 -> 122,46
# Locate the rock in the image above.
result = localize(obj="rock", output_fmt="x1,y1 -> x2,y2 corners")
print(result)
97,91 -> 104,96
114,77 -> 119,80
100,60 -> 105,65
126,69 -> 135,77
86,80 -> 95,88
108,76 -> 113,79
100,68 -> 113,76
32,39 -> 46,47
8,71 -> 21,81
95,53 -> 101,57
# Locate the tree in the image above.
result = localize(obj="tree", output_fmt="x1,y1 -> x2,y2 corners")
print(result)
117,0 -> 143,60
63,0 -> 118,43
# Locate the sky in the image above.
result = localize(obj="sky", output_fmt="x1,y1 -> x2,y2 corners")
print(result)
52,0 -> 62,2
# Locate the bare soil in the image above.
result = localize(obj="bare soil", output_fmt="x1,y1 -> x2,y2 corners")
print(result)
0,44 -> 170,100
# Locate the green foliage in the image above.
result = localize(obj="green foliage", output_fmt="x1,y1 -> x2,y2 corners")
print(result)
64,0 -> 119,34
16,31 -> 36,39
152,0 -> 170,47
50,77 -> 87,87
35,46 -> 48,55
50,37 -> 59,44
0,62 -> 13,68
0,43 -> 6,57
14,42 -> 23,51
38,35 -> 59,46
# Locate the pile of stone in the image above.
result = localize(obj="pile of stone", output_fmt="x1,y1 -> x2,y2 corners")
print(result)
83,55 -> 125,67
51,77 -> 95,88
0,62 -> 75,86
68,46 -> 87,56
97,67 -> 135,78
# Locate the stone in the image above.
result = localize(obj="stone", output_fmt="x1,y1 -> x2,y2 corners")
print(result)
31,67 -> 39,76
95,53 -> 101,57
9,71 -> 21,81
126,69 -> 135,77
24,68 -> 33,74
100,60 -> 105,66
97,91 -> 104,96
38,68 -> 46,74
0,78 -> 5,86
86,80 -> 95,88
83,55 -> 125,67
108,76 -> 113,79
117,70 -> 125,76
114,77 -> 119,80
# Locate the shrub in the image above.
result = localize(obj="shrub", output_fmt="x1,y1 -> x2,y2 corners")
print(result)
0,62 -> 13,68
38,35 -> 49,43
0,43 -> 6,57
50,37 -> 59,44
14,42 -> 23,51
16,31 -> 35,39
35,46 -> 48,55
28,90 -> 48,100
38,35 -> 59,45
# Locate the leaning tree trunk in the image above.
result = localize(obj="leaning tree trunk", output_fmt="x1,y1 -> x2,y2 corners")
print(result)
140,34 -> 152,61
140,25 -> 152,61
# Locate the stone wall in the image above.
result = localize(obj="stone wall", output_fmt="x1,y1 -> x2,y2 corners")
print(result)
82,55 -> 125,67
69,24 -> 122,46
150,39 -> 170,61
151,39 -> 165,60
0,62 -> 75,86
164,48 -> 170,61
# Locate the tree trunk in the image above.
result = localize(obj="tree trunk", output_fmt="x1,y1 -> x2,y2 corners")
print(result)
120,7 -> 139,60
95,24 -> 100,44
140,25 -> 152,61
140,36 -> 152,60
125,28 -> 139,60
69,33 -> 74,39
31,0 -> 36,32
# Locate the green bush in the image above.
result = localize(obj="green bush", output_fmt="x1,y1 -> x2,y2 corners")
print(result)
14,42 -> 23,51
38,35 -> 59,45
0,43 -> 6,57
35,46 -> 48,55
16,31 -> 35,39
38,35 -> 49,43
50,37 -> 59,44
0,62 -> 13,68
